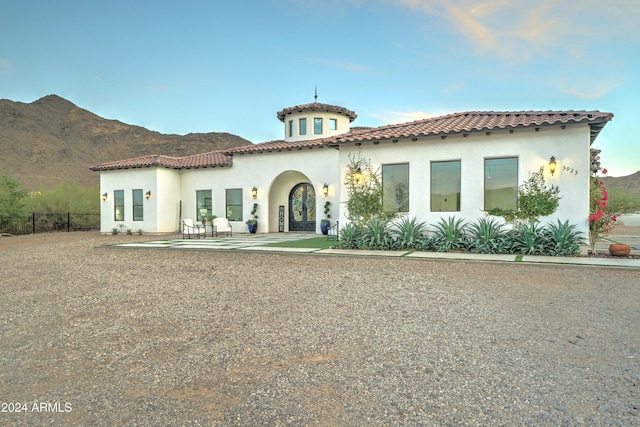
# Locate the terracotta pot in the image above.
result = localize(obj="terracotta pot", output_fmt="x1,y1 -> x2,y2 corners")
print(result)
609,243 -> 631,257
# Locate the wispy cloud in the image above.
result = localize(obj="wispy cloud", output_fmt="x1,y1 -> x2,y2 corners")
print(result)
306,57 -> 373,73
391,0 -> 640,61
0,58 -> 11,74
443,81 -> 464,95
558,79 -> 621,100
373,110 -> 435,124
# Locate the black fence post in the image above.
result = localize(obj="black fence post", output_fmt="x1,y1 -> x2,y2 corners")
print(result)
68,212 -> 71,232
32,212 -> 35,234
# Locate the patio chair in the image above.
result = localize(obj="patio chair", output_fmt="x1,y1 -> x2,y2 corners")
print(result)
182,218 -> 205,239
212,217 -> 232,237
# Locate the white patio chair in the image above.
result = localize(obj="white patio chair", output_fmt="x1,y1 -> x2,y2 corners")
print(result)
212,217 -> 232,237
182,218 -> 205,239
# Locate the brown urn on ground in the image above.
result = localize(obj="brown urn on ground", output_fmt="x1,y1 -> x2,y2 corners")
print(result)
609,243 -> 631,257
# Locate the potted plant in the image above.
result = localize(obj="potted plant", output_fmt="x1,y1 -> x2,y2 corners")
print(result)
246,203 -> 258,234
321,201 -> 331,235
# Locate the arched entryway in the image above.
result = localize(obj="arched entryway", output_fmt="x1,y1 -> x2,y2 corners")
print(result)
289,182 -> 316,231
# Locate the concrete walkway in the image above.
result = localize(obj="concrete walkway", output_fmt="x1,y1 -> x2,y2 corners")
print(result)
106,232 -> 640,268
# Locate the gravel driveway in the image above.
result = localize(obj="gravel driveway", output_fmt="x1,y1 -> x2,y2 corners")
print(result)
1,232 -> 639,426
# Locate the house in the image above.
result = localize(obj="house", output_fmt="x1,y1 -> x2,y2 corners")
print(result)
90,100 -> 613,237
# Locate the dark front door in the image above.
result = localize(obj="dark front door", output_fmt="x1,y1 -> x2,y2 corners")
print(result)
289,183 -> 316,231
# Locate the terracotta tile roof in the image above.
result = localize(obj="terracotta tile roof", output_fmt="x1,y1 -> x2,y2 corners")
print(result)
90,151 -> 232,171
277,102 -> 358,122
329,110 -> 613,145
223,138 -> 328,155
91,110 -> 613,171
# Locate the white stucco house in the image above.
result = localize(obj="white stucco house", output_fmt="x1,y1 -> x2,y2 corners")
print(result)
90,100 -> 613,238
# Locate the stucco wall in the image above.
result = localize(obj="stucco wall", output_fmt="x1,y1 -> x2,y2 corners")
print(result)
179,148 -> 340,233
98,123 -> 592,237
282,110 -> 351,142
338,124 -> 592,236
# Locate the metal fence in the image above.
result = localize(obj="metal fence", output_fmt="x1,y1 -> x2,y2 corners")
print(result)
0,213 -> 100,235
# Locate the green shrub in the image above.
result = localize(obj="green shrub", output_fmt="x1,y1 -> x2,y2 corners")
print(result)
361,217 -> 391,250
391,216 -> 427,250
338,223 -> 362,249
431,217 -> 468,252
509,220 -> 546,255
468,217 -> 507,254
544,220 -> 585,256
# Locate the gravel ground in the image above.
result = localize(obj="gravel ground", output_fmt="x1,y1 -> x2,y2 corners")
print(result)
1,232 -> 639,426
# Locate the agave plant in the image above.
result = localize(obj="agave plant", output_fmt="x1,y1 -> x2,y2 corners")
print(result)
467,217 -> 506,254
544,220 -> 585,256
361,217 -> 391,250
338,223 -> 362,249
430,217 -> 468,252
391,216 -> 427,250
510,220 -> 546,255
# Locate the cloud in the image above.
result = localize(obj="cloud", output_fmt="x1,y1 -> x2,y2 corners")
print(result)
0,58 -> 11,74
373,110 -> 435,124
558,79 -> 621,100
306,57 -> 373,73
391,0 -> 640,60
443,81 -> 465,95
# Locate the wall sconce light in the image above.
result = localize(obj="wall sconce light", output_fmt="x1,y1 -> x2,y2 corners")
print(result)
322,183 -> 329,197
251,187 -> 258,199
591,158 -> 600,174
549,156 -> 557,176
354,167 -> 363,184
145,191 -> 151,200
102,193 -> 108,202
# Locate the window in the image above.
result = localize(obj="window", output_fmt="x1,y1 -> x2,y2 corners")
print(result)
132,189 -> 144,221
382,163 -> 409,213
484,157 -> 518,211
431,161 -> 461,212
314,118 -> 322,135
196,190 -> 212,220
288,120 -> 293,138
299,118 -> 307,135
329,118 -> 337,131
225,189 -> 243,221
114,190 -> 124,221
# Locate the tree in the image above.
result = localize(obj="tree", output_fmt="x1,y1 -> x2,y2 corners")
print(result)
344,153 -> 395,226
26,181 -> 99,214
489,167 -> 560,227
0,175 -> 28,217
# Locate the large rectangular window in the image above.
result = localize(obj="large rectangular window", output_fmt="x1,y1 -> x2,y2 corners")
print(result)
114,190 -> 124,221
382,163 -> 409,213
314,118 -> 323,135
329,118 -> 337,131
299,118 -> 307,135
431,161 -> 461,212
196,190 -> 212,220
132,189 -> 144,221
484,157 -> 518,211
225,189 -> 243,221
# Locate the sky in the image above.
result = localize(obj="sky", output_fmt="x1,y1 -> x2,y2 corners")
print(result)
2,0 -> 639,176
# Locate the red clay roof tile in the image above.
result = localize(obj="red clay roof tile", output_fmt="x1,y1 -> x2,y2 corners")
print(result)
276,102 -> 357,122
90,110 -> 612,171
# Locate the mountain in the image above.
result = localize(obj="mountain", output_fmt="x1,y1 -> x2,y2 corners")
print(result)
0,95 -> 251,190
602,171 -> 640,194
601,171 -> 640,212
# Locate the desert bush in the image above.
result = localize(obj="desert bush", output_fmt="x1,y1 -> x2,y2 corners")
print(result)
361,217 -> 392,250
390,216 -> 427,250
430,217 -> 468,252
468,217 -> 507,254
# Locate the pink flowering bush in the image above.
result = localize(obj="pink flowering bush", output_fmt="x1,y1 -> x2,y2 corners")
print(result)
589,159 -> 617,253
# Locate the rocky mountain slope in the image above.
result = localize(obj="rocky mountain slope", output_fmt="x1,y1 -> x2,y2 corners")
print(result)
0,95 -> 251,190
